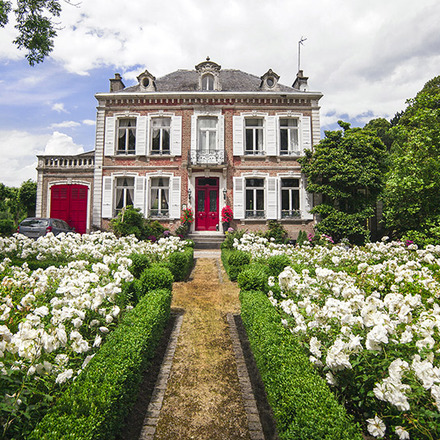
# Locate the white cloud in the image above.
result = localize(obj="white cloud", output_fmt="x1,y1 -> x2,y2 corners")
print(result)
82,119 -> 96,126
43,132 -> 84,155
50,121 -> 81,129
52,103 -> 68,113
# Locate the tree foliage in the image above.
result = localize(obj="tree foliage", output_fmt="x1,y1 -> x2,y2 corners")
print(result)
299,121 -> 387,244
0,0 -> 62,65
382,75 -> 440,242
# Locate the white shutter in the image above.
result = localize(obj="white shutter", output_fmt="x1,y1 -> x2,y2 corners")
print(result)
191,114 -> 197,153
169,176 -> 181,219
301,175 -> 314,220
233,116 -> 244,156
136,116 -> 147,156
134,176 -> 146,214
218,115 -> 225,151
170,115 -> 182,156
102,176 -> 113,218
104,116 -> 116,156
301,116 -> 312,154
266,177 -> 278,219
233,176 -> 245,219
266,116 -> 277,156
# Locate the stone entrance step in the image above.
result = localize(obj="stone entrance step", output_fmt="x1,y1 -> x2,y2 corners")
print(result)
188,231 -> 225,249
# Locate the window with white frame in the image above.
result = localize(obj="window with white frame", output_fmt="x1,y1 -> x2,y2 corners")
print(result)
149,177 -> 169,217
245,118 -> 264,155
198,117 -> 218,151
117,119 -> 136,154
280,118 -> 299,155
202,74 -> 214,90
281,178 -> 300,218
115,177 -> 135,213
151,117 -> 171,155
245,178 -> 265,218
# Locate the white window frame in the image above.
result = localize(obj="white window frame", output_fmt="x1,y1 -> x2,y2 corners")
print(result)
280,177 -> 301,218
114,175 -> 136,214
150,116 -> 171,155
116,118 -> 137,155
274,113 -> 312,157
198,116 -> 218,151
245,177 -> 265,219
279,118 -> 300,156
244,117 -> 265,155
202,73 -> 215,90
148,176 -> 170,218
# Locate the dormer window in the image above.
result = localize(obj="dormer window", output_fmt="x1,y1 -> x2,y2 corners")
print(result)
260,69 -> 280,90
202,74 -> 215,91
137,69 -> 156,91
196,57 -> 221,91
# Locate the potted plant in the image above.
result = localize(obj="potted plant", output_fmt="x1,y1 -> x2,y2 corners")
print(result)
221,205 -> 233,233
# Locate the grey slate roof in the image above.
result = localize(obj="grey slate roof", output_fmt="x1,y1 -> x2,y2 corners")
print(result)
121,69 -> 297,93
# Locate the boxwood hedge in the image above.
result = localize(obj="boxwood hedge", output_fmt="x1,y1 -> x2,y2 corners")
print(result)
28,288 -> 172,440
240,289 -> 363,440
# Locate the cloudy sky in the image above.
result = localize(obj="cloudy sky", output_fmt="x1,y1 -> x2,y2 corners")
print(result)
0,0 -> 439,187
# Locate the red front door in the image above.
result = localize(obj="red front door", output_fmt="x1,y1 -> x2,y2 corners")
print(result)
50,184 -> 88,234
195,177 -> 219,231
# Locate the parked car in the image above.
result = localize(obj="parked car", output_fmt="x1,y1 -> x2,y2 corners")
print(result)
17,218 -> 75,238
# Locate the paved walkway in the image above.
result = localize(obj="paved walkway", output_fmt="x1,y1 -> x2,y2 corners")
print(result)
138,254 -> 265,440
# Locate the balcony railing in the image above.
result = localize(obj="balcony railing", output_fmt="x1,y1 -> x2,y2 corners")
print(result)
38,154 -> 95,169
190,149 -> 225,165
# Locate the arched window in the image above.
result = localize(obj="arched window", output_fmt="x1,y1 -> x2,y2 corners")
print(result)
202,74 -> 214,91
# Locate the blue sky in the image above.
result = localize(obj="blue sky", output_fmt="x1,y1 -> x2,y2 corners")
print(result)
1,0 -> 439,187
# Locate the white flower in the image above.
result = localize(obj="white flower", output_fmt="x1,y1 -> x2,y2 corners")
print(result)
366,415 -> 386,438
395,426 -> 410,439
55,368 -> 74,384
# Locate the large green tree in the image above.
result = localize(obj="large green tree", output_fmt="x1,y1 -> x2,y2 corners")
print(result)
382,75 -> 440,243
299,121 -> 387,244
0,0 -> 61,65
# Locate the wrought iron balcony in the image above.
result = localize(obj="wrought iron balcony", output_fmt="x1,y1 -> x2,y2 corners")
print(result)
190,149 -> 225,165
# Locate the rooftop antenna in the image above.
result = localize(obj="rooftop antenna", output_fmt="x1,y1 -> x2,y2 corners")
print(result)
298,36 -> 307,72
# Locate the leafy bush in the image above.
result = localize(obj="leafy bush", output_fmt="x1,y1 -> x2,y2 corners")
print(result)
265,220 -> 288,244
144,219 -> 166,241
237,264 -> 269,293
136,264 -> 173,299
296,230 -> 308,246
227,250 -> 251,281
267,254 -> 291,277
175,222 -> 190,238
110,206 -> 145,239
0,218 -> 15,236
29,289 -> 171,440
128,253 -> 151,278
240,289 -> 363,440
167,248 -> 194,281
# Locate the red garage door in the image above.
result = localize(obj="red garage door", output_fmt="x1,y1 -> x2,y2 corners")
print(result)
50,184 -> 88,234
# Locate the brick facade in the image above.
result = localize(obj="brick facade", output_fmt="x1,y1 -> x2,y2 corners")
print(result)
37,59 -> 322,239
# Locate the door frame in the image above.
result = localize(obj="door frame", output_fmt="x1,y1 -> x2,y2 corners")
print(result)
195,176 -> 219,231
48,180 -> 91,233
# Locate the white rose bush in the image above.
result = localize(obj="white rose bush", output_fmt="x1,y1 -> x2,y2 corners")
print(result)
233,233 -> 440,439
0,232 -> 189,439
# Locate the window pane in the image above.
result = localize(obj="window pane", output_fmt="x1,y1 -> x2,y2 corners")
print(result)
256,189 -> 264,210
245,129 -> 254,150
162,130 -> 170,150
280,118 -> 298,127
282,178 -> 299,188
160,189 -> 169,210
280,129 -> 288,151
152,130 -> 161,151
246,119 -> 263,127
209,190 -> 217,212
247,178 -> 264,187
246,190 -> 253,210
281,190 -> 290,211
197,190 -> 205,212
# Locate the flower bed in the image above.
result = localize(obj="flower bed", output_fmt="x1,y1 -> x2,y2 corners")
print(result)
0,233 -> 191,439
230,234 -> 440,439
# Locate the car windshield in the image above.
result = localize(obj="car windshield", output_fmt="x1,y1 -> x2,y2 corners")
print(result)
20,219 -> 49,227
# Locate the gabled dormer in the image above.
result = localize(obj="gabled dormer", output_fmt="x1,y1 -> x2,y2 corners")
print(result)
260,69 -> 280,91
195,57 -> 221,91
137,69 -> 156,92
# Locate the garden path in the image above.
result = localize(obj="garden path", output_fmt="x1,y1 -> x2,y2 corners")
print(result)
149,255 -> 259,440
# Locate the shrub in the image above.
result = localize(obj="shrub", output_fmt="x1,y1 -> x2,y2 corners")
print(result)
144,220 -> 166,241
237,264 -> 269,293
227,250 -> 250,281
110,206 -> 145,239
136,264 -> 173,299
267,254 -> 291,277
240,290 -> 363,440
265,220 -> 288,244
167,248 -> 194,281
0,218 -> 15,236
175,222 -> 190,238
29,289 -> 171,440
221,229 -> 246,250
296,230 -> 308,246
128,253 -> 151,279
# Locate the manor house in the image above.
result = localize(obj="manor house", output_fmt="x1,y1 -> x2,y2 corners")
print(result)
35,58 -> 322,237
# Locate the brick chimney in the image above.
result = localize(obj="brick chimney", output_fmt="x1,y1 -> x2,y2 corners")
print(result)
110,73 -> 125,92
292,70 -> 309,91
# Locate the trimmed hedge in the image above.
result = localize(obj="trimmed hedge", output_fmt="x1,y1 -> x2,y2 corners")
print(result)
167,247 -> 194,281
240,289 -> 363,440
29,288 -> 172,440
